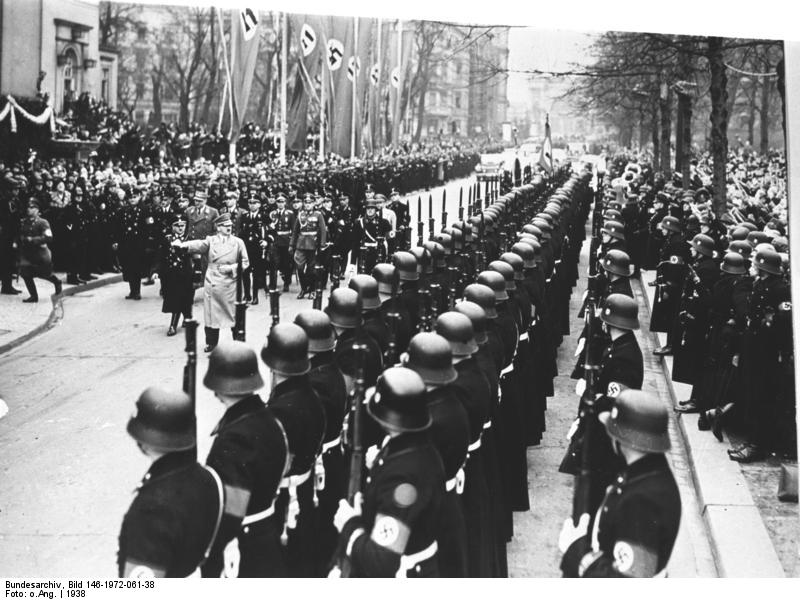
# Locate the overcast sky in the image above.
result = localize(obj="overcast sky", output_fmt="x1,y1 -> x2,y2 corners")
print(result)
506,28 -> 596,105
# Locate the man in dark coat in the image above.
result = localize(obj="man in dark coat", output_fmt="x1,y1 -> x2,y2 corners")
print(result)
559,390 -> 681,578
112,186 -> 150,300
202,342 -> 289,578
332,367 -> 447,577
156,218 -> 194,336
118,387 -> 221,578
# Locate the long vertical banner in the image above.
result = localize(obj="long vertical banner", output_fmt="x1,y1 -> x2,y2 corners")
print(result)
325,16 -> 353,158
229,8 -> 260,144
389,21 -> 413,147
287,14 -> 323,151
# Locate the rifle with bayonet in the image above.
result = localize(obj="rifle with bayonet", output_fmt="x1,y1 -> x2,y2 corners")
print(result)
329,254 -> 342,301
441,189 -> 448,232
330,343 -> 367,578
182,318 -> 198,460
384,269 -> 401,366
428,194 -> 435,241
312,264 -> 326,309
233,253 -> 247,341
268,265 -> 280,329
417,196 -> 424,247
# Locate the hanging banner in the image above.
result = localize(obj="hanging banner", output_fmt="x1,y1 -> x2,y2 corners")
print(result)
287,14 -> 323,152
229,7 -> 261,144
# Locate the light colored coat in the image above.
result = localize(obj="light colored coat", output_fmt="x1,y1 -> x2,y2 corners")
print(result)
184,235 -> 249,329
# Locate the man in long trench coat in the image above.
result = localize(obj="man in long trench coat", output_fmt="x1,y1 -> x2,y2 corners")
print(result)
175,213 -> 248,352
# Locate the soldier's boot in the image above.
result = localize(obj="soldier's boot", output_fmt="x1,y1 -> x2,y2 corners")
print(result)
126,278 -> 142,300
46,275 -> 63,296
242,269 -> 252,303
204,327 -> 220,353
250,284 -> 260,305
167,313 -> 180,337
1,277 -> 22,294
21,276 -> 38,303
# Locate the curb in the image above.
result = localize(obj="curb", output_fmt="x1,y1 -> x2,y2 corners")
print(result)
638,269 -> 785,578
0,274 -> 123,357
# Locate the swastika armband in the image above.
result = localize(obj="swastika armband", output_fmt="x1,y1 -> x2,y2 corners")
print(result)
370,514 -> 411,554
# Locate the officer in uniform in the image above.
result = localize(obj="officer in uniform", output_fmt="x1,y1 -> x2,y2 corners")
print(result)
332,367 -> 447,577
240,195 -> 269,305
388,189 -> 411,250
261,323 -> 327,577
184,190 -> 219,288
290,194 -> 327,299
201,342 -> 289,577
352,198 -> 392,274
18,199 -> 63,302
156,218 -> 194,336
219,191 -> 246,237
268,195 -> 296,292
112,186 -> 150,300
559,390 -> 681,577
118,387 -> 221,578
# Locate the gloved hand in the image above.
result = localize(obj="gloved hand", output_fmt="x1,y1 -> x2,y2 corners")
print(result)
333,492 -> 363,532
558,513 -> 590,554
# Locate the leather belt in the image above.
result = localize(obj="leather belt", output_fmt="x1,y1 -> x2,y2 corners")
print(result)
519,332 -> 529,341
468,438 -> 482,452
321,437 -> 341,453
483,420 -> 492,430
396,541 -> 438,578
242,503 -> 276,526
500,363 -> 514,375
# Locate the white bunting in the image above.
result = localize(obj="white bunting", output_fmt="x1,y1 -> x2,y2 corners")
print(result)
300,23 -> 317,57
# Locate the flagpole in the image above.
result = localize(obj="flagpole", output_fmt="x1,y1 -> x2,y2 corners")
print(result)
217,8 -> 235,162
350,17 -> 358,161
280,11 -> 288,166
375,18 -> 382,151
319,53 -> 326,161
392,20 -> 403,148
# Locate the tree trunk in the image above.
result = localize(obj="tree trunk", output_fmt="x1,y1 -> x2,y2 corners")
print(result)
677,92 -> 693,188
776,58 -> 786,145
179,92 -> 190,131
651,102 -> 660,171
638,107 -> 648,149
760,76 -> 770,153
675,95 -> 684,172
659,85 -> 673,177
413,78 -> 428,143
201,9 -> 218,124
708,37 -> 729,218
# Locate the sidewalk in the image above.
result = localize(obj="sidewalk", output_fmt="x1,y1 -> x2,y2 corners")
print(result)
639,269 -> 798,578
0,272 -> 122,356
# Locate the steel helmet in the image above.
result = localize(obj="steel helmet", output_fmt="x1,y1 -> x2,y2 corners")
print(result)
599,389 -> 671,452
204,341 -> 265,394
260,323 -> 311,376
127,387 -> 195,452
600,293 -> 640,330
367,367 -> 431,433
435,311 -> 479,357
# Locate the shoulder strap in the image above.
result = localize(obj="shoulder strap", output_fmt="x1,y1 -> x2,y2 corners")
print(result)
200,464 -> 225,564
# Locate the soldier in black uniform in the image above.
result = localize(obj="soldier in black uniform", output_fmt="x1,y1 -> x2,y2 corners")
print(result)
435,311 -> 497,577
118,387 -> 221,578
332,367 -> 447,577
112,187 -> 150,300
261,323 -> 327,577
388,189 -> 411,250
327,287 -> 384,387
730,248 -> 791,462
559,390 -> 681,577
202,342 -> 289,577
352,198 -> 392,274
240,196 -> 269,305
373,263 -> 414,356
651,216 -> 691,355
156,218 -> 194,336
292,310 -> 348,575
349,274 -> 390,354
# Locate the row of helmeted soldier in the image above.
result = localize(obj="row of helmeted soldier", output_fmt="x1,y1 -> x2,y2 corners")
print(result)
116,165 -> 595,577
593,159 -> 794,463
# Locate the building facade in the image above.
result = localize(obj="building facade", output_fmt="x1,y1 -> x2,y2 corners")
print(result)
0,0 -> 117,112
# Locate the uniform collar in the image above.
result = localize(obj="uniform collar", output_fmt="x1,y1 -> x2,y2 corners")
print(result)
142,449 -> 196,486
310,351 -> 335,368
212,394 -> 265,434
269,375 -> 310,399
624,452 -> 670,484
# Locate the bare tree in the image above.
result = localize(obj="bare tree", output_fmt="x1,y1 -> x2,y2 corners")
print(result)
98,2 -> 138,48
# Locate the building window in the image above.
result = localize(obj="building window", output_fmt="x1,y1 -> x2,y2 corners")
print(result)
61,49 -> 79,108
456,62 -> 462,75
455,93 -> 461,109
101,67 -> 110,103
136,82 -> 145,98
137,26 -> 147,42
